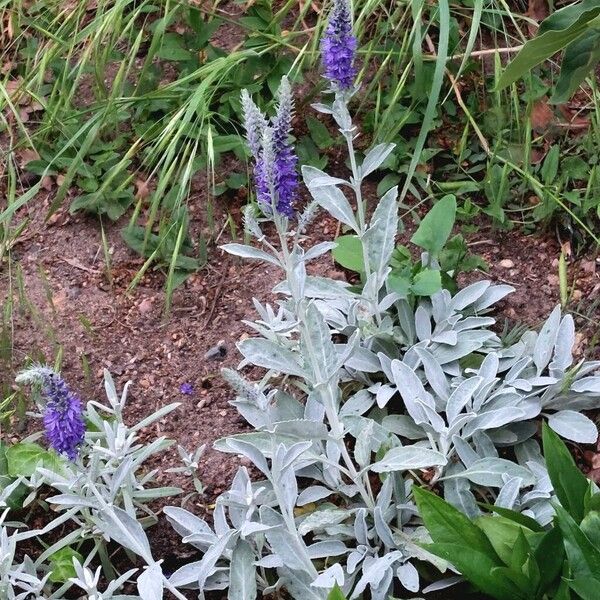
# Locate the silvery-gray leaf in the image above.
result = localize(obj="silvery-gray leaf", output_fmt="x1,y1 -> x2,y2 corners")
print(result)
533,306 -> 561,375
444,462 -> 479,518
280,568 -> 328,600
196,531 -> 237,591
364,186 -> 398,277
240,522 -> 272,538
45,494 -> 98,509
462,407 -> 527,438
297,486 -> 334,506
254,555 -> 283,568
414,306 -> 432,342
571,376 -> 600,394
269,420 -> 329,442
445,458 -> 535,487
137,562 -> 163,600
311,563 -> 345,588
390,359 -> 434,413
397,561 -> 420,593
350,552 -> 402,599
221,244 -> 281,267
373,384 -> 397,408
164,508 -> 215,547
449,281 -> 490,311
298,507 -> 351,536
454,316 -> 496,332
311,102 -> 334,115
549,314 -> 575,376
276,465 -> 299,517
473,431 -> 499,457
382,415 -> 426,440
302,166 -> 358,230
344,416 -> 393,448
432,332 -> 496,365
340,389 -> 375,417
422,576 -> 463,593
495,477 -> 522,509
415,348 -> 450,404
225,439 -> 270,476
92,504 -> 153,564
374,506 -> 396,548
238,339 -> 305,378
446,377 -> 482,425
348,547 -> 368,574
353,510 -> 369,547
332,96 -> 352,130
307,541 -> 348,559
547,410 -> 598,443
371,446 -> 447,473
264,525 -> 315,576
228,540 -> 257,600
303,241 -> 338,263
360,143 -> 395,179
301,302 -> 338,383
354,420 -> 375,469
471,284 -> 514,311
342,346 -> 381,373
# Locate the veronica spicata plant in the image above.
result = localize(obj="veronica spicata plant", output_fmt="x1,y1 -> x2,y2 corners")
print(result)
4,368 -> 188,600
160,2 -> 600,598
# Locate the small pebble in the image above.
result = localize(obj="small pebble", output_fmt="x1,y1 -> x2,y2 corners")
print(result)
499,259 -> 514,269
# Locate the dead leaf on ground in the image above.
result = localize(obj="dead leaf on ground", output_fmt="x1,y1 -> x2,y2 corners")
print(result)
558,104 -> 590,130
531,99 -> 554,132
527,0 -> 549,36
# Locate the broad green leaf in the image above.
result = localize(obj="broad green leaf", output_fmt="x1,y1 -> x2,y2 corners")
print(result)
306,115 -> 334,150
413,487 -> 499,560
569,577 -> 600,600
327,583 -> 347,600
49,547 -> 83,583
410,268 -> 442,296
554,504 -> 600,580
332,235 -> 364,273
553,30 -> 600,102
498,1 -> 600,90
479,504 -> 544,533
422,543 -> 525,600
542,422 -> 589,522
6,443 -> 64,477
580,510 -> 600,552
541,145 -> 560,185
410,194 -> 456,257
475,516 -> 534,567
533,525 -> 565,594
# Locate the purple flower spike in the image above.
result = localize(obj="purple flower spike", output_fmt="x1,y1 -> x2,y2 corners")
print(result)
240,77 -> 298,217
180,382 -> 194,395
271,78 -> 298,217
41,373 -> 85,461
321,0 -> 357,91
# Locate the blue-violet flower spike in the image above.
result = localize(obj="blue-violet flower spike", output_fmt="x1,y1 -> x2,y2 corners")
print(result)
321,0 -> 357,91
240,77 -> 298,218
41,372 -> 85,460
270,77 -> 298,217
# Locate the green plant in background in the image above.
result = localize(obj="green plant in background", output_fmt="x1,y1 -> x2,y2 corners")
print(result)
415,423 -> 600,600
333,193 -> 486,297
499,0 -> 600,104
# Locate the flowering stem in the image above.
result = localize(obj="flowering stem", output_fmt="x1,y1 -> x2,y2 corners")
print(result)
274,215 -> 374,509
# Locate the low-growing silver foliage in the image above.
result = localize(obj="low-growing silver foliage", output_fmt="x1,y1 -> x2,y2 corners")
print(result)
163,79 -> 600,599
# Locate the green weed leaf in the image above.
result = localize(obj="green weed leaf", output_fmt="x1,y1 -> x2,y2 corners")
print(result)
410,194 -> 456,257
